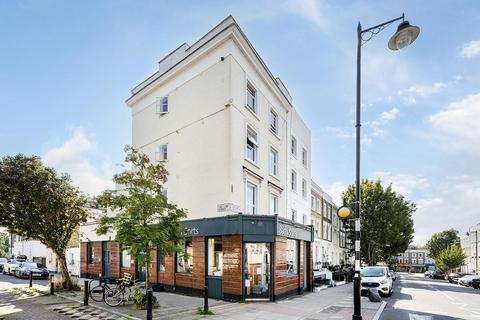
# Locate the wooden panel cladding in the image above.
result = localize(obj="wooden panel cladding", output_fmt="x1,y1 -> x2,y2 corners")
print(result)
274,236 -> 300,296
80,241 -> 102,278
174,236 -> 205,290
222,235 -> 242,296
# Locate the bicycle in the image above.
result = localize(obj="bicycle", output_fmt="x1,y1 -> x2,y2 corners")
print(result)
89,277 -> 119,302
104,273 -> 137,307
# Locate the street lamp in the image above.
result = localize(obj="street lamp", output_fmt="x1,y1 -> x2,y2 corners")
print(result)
353,14 -> 420,320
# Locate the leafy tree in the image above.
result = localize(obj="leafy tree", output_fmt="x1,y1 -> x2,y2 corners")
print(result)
342,179 -> 415,265
435,245 -> 466,273
0,154 -> 88,289
96,146 -> 187,290
0,232 -> 9,257
425,229 -> 459,260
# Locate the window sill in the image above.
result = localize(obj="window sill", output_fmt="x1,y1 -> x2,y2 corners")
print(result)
270,128 -> 281,140
175,272 -> 193,275
245,158 -> 260,170
269,174 -> 280,183
245,105 -> 260,121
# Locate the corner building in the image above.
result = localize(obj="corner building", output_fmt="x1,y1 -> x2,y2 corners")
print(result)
82,15 -> 313,301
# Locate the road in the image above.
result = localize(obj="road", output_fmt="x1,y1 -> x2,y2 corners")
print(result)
0,271 -> 50,288
381,272 -> 480,320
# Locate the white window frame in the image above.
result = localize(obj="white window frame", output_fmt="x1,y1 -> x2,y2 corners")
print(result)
269,193 -> 278,215
302,214 -> 307,225
302,148 -> 307,167
269,147 -> 278,177
291,136 -> 297,157
246,82 -> 257,113
156,96 -> 169,114
246,181 -> 258,215
246,127 -> 258,164
269,108 -> 278,134
156,144 -> 168,161
291,209 -> 297,222
291,170 -> 297,192
302,179 -> 307,198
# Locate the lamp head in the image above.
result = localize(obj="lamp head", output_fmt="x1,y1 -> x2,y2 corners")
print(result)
388,21 -> 420,50
337,206 -> 352,220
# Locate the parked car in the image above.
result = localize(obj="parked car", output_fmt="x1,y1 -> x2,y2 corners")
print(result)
15,262 -> 49,279
430,270 -> 445,279
424,270 -> 434,278
472,278 -> 480,289
447,272 -> 468,283
0,258 -> 8,272
389,269 -> 397,281
360,266 -> 393,297
457,275 -> 480,286
4,259 -> 21,275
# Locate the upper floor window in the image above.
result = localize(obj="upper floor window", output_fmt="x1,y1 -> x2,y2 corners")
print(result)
270,108 -> 278,133
269,148 -> 278,177
246,128 -> 258,163
246,82 -> 257,113
246,182 -> 257,214
270,193 -> 278,215
302,214 -> 307,225
302,148 -> 307,167
291,136 -> 297,156
302,179 -> 307,198
156,144 -> 168,161
156,96 -> 169,114
291,170 -> 297,191
291,209 -> 297,222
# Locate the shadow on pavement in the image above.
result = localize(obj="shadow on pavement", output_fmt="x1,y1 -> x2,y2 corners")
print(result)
381,307 -> 462,320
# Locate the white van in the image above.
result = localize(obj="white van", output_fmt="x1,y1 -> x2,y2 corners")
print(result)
360,266 -> 393,297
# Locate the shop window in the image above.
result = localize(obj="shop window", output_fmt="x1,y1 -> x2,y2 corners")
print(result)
121,250 -> 131,268
176,239 -> 193,273
286,239 -> 298,274
157,247 -> 165,272
87,242 -> 94,264
207,238 -> 223,276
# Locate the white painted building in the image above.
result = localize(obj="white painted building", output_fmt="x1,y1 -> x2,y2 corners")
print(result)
126,16 -> 311,224
460,225 -> 480,274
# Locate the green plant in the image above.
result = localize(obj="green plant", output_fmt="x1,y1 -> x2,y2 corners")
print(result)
196,307 -> 214,315
131,285 -> 159,310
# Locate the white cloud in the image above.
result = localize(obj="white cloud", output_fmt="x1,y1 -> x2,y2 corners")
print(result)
427,93 -> 480,152
372,171 -> 429,198
324,181 -> 349,206
459,40 -> 480,58
281,0 -> 329,31
43,127 -> 115,196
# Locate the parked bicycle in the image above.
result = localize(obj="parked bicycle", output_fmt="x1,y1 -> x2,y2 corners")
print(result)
89,277 -> 119,302
103,272 -> 140,307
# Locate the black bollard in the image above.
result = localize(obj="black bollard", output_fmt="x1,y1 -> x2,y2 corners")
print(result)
50,275 -> 54,295
29,271 -> 33,288
204,285 -> 209,312
146,288 -> 153,320
84,280 -> 89,306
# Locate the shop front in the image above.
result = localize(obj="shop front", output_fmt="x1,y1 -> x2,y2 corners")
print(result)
149,213 -> 313,302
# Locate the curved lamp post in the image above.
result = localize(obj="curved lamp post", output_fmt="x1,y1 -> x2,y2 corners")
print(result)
352,14 -> 420,320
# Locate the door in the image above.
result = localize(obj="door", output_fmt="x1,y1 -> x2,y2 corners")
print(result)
244,243 -> 270,299
102,242 -> 111,278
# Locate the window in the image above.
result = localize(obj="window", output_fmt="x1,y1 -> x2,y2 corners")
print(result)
246,82 -> 257,113
412,253 -> 417,257
270,108 -> 278,133
315,199 -> 320,212
176,239 -> 193,273
302,148 -> 307,167
315,222 -> 320,237
157,248 -> 165,272
286,239 -> 298,274
311,196 -> 315,208
208,238 -> 223,276
246,182 -> 257,214
291,136 -> 297,156
302,179 -> 307,198
87,242 -> 94,265
302,214 -> 307,225
121,250 -> 131,268
156,144 -> 168,161
156,96 -> 168,114
418,259 -> 424,265
246,128 -> 258,163
291,209 -> 297,222
291,170 -> 297,191
270,193 -> 278,215
323,201 -> 328,218
269,148 -> 278,176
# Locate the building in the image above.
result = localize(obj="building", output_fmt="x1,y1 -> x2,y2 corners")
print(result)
81,15 -> 314,301
460,225 -> 479,274
396,249 -> 434,272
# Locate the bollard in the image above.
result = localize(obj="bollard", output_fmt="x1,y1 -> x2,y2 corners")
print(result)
146,288 -> 153,320
204,285 -> 209,312
29,271 -> 33,288
50,274 -> 54,295
84,280 -> 89,306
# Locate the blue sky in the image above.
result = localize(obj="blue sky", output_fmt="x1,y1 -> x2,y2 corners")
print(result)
1,0 -> 479,244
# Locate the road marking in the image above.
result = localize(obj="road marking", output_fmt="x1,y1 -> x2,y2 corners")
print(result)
409,313 -> 432,320
443,293 -> 455,301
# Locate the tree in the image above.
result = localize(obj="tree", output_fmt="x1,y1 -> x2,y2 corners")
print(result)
0,232 -> 9,257
0,154 -> 88,289
425,229 -> 459,260
435,245 -> 466,273
343,179 -> 415,265
96,146 -> 187,290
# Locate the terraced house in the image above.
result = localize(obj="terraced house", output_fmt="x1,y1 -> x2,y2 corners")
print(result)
81,16 -> 314,302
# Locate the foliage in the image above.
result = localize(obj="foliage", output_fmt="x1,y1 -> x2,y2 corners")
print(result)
342,179 -> 415,265
96,146 -> 187,289
197,307 -> 214,315
425,229 -> 459,260
131,285 -> 159,310
0,154 -> 88,290
0,232 -> 8,257
435,245 -> 466,272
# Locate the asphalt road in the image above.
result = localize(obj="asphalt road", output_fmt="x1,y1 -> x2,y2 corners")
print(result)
381,272 -> 480,320
0,271 -> 50,287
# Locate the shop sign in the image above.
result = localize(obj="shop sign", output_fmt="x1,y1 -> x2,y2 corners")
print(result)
277,224 -> 298,238
184,227 -> 199,236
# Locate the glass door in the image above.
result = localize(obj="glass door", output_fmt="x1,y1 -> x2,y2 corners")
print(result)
244,243 -> 270,299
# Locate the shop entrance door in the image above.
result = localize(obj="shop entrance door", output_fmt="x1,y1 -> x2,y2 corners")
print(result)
244,243 -> 270,299
102,242 -> 111,278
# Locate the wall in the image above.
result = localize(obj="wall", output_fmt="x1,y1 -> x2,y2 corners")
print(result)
274,236 -> 301,299
222,235 -> 243,299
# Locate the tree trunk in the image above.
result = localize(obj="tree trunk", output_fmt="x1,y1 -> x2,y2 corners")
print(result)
57,253 -> 73,290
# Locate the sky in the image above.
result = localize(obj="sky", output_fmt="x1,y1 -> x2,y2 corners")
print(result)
0,0 -> 479,245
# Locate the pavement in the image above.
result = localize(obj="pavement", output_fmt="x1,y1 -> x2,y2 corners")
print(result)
0,272 -> 387,320
380,272 -> 480,320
